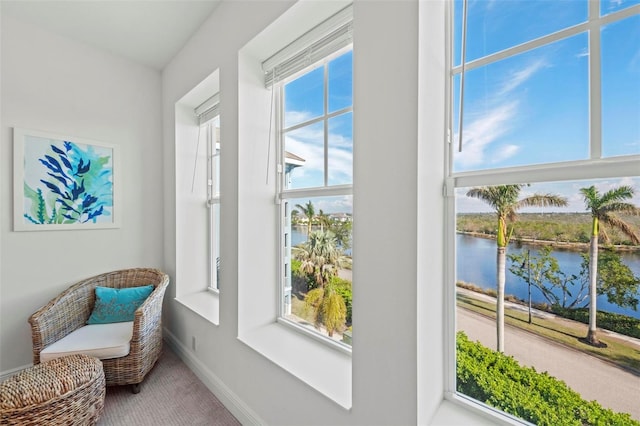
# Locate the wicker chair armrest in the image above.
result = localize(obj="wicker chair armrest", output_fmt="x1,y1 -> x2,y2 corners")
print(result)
28,279 -> 95,364
131,275 -> 169,345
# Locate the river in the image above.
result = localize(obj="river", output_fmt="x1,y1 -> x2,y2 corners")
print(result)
456,234 -> 640,319
291,227 -> 640,319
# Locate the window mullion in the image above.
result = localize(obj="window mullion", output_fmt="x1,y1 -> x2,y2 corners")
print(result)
451,21 -> 591,75
283,106 -> 352,134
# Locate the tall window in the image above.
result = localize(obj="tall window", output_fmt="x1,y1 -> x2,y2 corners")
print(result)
197,96 -> 221,291
448,1 -> 640,424
279,49 -> 353,349
263,7 -> 354,349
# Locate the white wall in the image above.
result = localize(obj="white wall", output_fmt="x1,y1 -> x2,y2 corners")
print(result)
0,1 -> 498,424
0,14 -> 164,372
161,1 -> 474,425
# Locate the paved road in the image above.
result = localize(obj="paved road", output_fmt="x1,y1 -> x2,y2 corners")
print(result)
457,307 -> 640,420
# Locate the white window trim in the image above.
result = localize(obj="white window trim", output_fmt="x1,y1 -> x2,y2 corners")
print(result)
174,69 -> 221,325
204,117 -> 221,292
237,0 -> 354,409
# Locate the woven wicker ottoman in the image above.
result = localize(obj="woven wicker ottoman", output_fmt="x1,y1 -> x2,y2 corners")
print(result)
0,354 -> 105,425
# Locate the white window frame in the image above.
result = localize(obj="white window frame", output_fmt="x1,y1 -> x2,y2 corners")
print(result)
204,115 -> 221,292
237,2 -> 354,409
274,46 -> 354,353
444,0 -> 640,419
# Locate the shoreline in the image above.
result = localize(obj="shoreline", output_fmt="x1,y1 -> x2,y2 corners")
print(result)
457,231 -> 640,253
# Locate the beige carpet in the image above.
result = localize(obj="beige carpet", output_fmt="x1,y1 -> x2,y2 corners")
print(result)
98,346 -> 241,426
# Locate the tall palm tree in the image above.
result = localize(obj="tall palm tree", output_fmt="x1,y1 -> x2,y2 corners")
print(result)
466,185 -> 567,352
295,200 -> 315,238
580,185 -> 639,346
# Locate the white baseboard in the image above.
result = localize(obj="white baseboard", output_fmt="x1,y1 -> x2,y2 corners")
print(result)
0,363 -> 32,382
163,328 -> 265,426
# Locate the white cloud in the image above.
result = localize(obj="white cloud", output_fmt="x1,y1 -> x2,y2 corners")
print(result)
284,117 -> 353,186
316,195 -> 353,214
327,146 -> 353,183
497,59 -> 547,96
455,57 -> 548,169
491,144 -> 520,164
286,136 -> 324,182
286,111 -> 315,126
455,101 -> 518,167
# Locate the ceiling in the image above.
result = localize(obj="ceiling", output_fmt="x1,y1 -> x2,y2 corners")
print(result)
1,0 -> 222,70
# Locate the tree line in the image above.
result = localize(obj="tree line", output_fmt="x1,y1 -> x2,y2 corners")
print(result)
458,212 -> 640,247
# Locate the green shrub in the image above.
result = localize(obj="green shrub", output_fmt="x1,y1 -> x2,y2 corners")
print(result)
551,307 -> 640,339
291,258 -> 317,292
329,276 -> 352,324
456,332 -> 639,426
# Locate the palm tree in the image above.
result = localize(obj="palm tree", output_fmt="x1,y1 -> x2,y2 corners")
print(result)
466,185 -> 567,352
294,230 -> 350,288
293,230 -> 351,336
290,209 -> 299,225
295,200 -> 315,238
580,185 -> 639,346
317,209 -> 331,232
304,283 -> 347,337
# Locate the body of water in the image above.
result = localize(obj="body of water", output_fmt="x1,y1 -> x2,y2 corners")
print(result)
457,234 -> 640,319
291,227 -> 640,319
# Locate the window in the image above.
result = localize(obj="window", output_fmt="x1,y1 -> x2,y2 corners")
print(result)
448,1 -> 640,424
276,47 -> 354,350
202,114 -> 221,291
257,4 -> 354,350
195,94 -> 221,292
237,3 -> 354,408
174,68 -> 221,325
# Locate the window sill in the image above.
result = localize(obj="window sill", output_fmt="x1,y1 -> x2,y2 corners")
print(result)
238,322 -> 352,409
432,393 -> 526,426
277,317 -> 352,356
175,290 -> 219,325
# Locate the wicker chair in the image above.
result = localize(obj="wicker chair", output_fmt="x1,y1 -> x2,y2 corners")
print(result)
28,268 -> 169,393
0,354 -> 105,425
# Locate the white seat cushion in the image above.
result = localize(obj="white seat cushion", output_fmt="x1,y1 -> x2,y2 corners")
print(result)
40,321 -> 133,363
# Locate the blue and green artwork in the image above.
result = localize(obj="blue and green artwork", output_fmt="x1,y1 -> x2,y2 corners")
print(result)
23,135 -> 113,226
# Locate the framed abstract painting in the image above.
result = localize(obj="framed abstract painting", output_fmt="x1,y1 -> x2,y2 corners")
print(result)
13,128 -> 120,231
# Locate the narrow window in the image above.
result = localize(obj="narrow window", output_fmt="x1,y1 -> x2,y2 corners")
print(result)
197,96 -> 221,291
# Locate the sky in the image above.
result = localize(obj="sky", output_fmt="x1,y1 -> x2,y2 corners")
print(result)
453,0 -> 639,213
282,1 -> 639,215
283,49 -> 353,214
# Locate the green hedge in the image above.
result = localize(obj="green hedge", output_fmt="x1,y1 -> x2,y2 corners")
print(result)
456,332 -> 639,426
551,307 -> 640,340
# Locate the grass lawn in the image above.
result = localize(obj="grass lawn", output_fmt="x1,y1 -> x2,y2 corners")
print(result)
457,292 -> 640,373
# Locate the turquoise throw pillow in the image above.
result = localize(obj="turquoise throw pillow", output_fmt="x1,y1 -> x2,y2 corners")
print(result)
87,285 -> 154,324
